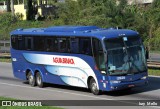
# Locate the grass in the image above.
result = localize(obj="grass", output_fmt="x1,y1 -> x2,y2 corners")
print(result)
148,68 -> 160,76
0,58 -> 11,63
0,97 -> 16,100
0,53 -> 11,62
0,97 -> 63,109
150,50 -> 160,54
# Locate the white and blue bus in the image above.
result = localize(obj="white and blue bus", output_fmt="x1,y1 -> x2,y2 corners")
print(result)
10,26 -> 148,95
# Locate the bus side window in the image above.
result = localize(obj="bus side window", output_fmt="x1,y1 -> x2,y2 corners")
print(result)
79,38 -> 92,56
11,35 -> 25,50
34,37 -> 45,51
92,38 -> 105,70
58,37 -> 70,53
45,38 -> 53,52
53,37 -> 58,52
11,36 -> 18,49
70,38 -> 79,53
17,36 -> 25,50
25,37 -> 33,50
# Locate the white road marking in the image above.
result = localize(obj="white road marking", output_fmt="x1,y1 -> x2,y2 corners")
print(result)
0,82 -> 159,108
152,106 -> 160,109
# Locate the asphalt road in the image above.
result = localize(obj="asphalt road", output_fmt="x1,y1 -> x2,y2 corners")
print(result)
0,62 -> 160,109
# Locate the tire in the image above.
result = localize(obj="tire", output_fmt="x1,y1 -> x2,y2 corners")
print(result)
36,72 -> 44,88
27,72 -> 36,87
90,78 -> 100,95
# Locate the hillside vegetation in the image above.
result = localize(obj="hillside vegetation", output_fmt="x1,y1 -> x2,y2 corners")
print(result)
0,0 -> 160,50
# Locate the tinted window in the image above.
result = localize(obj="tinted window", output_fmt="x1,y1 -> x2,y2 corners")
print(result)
93,38 -> 105,70
17,36 -> 25,50
105,36 -> 141,50
45,37 -> 58,52
25,37 -> 33,50
79,38 -> 92,56
58,37 -> 70,53
11,35 -> 94,56
34,37 -> 45,51
52,37 -> 58,52
105,38 -> 124,50
11,35 -> 25,50
11,36 -> 18,49
70,38 -> 79,53
125,36 -> 141,46
46,38 -> 53,52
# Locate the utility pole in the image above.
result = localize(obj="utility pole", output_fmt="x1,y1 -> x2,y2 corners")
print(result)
10,0 -> 14,16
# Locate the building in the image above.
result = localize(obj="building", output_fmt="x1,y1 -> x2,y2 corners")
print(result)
15,0 -> 58,20
116,0 -> 154,5
0,0 -> 58,20
0,1 -> 7,13
13,0 -> 27,20
127,0 -> 154,5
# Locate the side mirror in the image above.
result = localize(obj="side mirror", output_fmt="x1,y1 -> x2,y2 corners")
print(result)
145,46 -> 149,59
145,51 -> 149,59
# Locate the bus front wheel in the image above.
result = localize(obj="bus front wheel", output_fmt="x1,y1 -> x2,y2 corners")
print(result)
36,72 -> 44,88
27,72 -> 36,87
90,78 -> 100,95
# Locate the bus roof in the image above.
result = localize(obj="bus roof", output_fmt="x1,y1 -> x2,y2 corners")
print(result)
10,26 -> 139,39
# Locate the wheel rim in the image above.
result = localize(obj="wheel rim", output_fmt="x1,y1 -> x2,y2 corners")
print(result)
91,82 -> 98,93
29,74 -> 33,85
37,75 -> 41,85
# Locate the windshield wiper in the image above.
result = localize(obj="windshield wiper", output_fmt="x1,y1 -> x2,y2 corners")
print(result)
122,39 -> 131,73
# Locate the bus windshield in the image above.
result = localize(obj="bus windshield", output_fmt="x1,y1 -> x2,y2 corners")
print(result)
104,36 -> 147,76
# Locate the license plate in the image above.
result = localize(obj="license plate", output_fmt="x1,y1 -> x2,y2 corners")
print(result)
128,84 -> 135,87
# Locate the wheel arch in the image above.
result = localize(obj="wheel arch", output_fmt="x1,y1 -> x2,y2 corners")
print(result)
25,69 -> 34,80
87,76 -> 93,89
34,69 -> 44,82
87,76 -> 99,90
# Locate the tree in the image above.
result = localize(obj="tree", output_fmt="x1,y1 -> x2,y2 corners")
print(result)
26,0 -> 34,20
144,0 -> 160,47
58,0 -> 80,24
6,0 -> 11,12
11,0 -> 14,16
152,0 -> 160,8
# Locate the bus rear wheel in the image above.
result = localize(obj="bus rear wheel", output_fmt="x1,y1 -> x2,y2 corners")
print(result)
90,78 -> 100,95
36,72 -> 44,88
27,72 -> 36,87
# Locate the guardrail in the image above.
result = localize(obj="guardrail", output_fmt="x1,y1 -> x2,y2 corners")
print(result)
0,53 -> 11,59
0,40 -> 10,53
147,60 -> 160,69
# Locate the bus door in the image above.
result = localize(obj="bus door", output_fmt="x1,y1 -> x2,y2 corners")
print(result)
92,38 -> 106,71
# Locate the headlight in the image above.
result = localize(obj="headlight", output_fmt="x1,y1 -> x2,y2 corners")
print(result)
110,81 -> 121,84
141,76 -> 147,80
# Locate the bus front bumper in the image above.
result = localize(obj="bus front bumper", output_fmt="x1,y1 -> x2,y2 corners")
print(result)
106,78 -> 148,91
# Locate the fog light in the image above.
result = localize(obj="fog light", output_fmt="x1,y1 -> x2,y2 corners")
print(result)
103,83 -> 106,88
